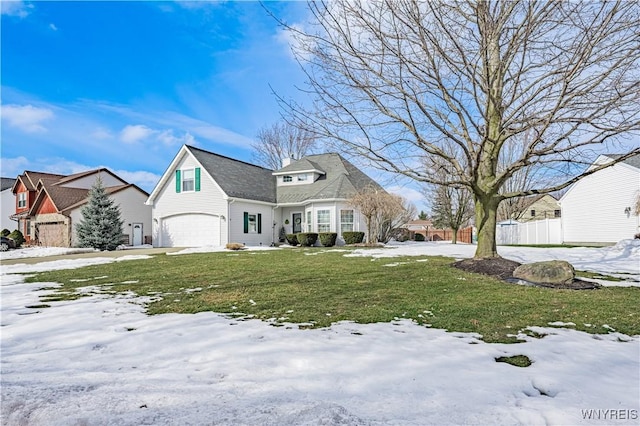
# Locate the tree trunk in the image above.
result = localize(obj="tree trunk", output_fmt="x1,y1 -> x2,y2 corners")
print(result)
474,195 -> 500,258
451,228 -> 458,244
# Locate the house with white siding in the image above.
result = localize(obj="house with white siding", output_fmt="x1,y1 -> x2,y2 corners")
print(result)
560,154 -> 640,244
1,178 -> 17,232
146,145 -> 381,247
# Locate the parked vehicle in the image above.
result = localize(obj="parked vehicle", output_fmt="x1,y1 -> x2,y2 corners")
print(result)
0,236 -> 16,251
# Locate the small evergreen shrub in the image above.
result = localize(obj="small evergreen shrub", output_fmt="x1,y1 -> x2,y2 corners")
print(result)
342,231 -> 365,244
319,232 -> 337,247
297,233 -> 318,247
225,242 -> 245,250
8,230 -> 25,247
414,233 -> 425,242
285,233 -> 299,246
279,226 -> 286,242
76,178 -> 124,251
1,229 -> 10,237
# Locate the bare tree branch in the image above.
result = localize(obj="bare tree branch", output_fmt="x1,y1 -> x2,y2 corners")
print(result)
271,0 -> 640,257
251,121 -> 318,170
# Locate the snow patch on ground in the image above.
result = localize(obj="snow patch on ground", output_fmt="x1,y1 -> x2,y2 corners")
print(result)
1,240 -> 639,425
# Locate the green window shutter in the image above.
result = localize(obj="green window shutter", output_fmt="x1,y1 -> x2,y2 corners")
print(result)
195,167 -> 201,192
243,212 -> 249,234
257,213 -> 262,234
175,170 -> 181,193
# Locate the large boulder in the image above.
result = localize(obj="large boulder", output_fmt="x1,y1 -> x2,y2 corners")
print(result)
513,260 -> 575,285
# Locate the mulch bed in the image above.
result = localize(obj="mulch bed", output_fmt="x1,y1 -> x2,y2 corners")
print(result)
452,258 -> 600,290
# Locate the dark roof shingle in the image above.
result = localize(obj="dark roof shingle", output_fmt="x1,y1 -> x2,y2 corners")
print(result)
187,145 -> 276,203
275,153 -> 382,204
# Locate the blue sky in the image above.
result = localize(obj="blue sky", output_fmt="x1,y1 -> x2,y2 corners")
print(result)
0,0 -> 426,210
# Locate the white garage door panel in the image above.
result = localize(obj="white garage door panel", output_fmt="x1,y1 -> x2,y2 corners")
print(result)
162,214 -> 219,247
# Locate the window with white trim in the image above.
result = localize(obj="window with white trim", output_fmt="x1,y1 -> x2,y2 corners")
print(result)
243,212 -> 262,234
297,173 -> 308,181
340,209 -> 354,233
248,214 -> 257,233
306,211 -> 312,232
283,175 -> 293,183
182,169 -> 195,192
18,192 -> 27,208
317,209 -> 330,232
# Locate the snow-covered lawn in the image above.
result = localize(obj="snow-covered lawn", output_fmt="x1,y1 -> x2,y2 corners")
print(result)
1,241 -> 639,425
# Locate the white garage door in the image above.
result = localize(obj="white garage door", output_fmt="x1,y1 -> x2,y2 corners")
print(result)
161,214 -> 220,247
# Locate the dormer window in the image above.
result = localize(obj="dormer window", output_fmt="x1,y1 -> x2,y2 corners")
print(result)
283,175 -> 293,183
297,174 -> 308,182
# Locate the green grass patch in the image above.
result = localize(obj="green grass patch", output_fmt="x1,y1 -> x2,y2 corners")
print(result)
24,248 -> 640,343
495,355 -> 532,367
25,304 -> 51,309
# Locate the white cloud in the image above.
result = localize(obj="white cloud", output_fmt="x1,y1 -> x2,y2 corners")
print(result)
1,104 -> 54,133
111,170 -> 160,193
49,23 -> 58,31
0,156 -> 29,177
1,1 -> 33,18
157,129 -> 195,146
120,124 -> 155,144
91,127 -> 113,140
275,23 -> 312,62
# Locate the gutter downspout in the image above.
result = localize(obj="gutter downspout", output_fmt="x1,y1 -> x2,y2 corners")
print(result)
227,198 -> 235,245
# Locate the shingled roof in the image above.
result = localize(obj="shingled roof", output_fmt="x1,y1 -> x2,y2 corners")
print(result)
12,171 -> 65,192
187,145 -> 276,203
606,153 -> 640,170
1,177 -> 16,192
275,153 -> 382,204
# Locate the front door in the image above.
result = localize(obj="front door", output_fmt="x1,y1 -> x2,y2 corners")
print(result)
292,213 -> 302,233
132,223 -> 143,246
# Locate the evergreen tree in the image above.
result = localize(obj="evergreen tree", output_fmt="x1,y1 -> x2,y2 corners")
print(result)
418,210 -> 428,220
76,178 -> 124,251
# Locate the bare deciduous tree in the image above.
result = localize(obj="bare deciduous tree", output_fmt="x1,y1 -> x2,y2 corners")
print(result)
350,186 -> 415,243
251,121 -> 318,170
277,0 -> 640,258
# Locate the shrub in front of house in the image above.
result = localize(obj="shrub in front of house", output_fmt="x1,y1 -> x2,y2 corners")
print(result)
414,233 -> 425,242
1,229 -> 10,237
342,231 -> 365,245
8,230 -> 25,248
319,232 -> 337,247
297,233 -> 318,247
285,234 -> 299,246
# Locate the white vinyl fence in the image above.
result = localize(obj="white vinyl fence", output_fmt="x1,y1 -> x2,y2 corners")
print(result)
496,218 -> 562,245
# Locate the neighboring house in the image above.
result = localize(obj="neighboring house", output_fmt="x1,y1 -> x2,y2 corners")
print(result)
11,169 -> 151,247
402,219 -> 473,243
146,145 -> 382,247
1,177 -> 17,232
499,194 -> 561,222
560,153 -> 640,244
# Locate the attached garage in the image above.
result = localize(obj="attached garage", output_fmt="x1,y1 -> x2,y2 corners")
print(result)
36,222 -> 68,247
159,213 -> 220,247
